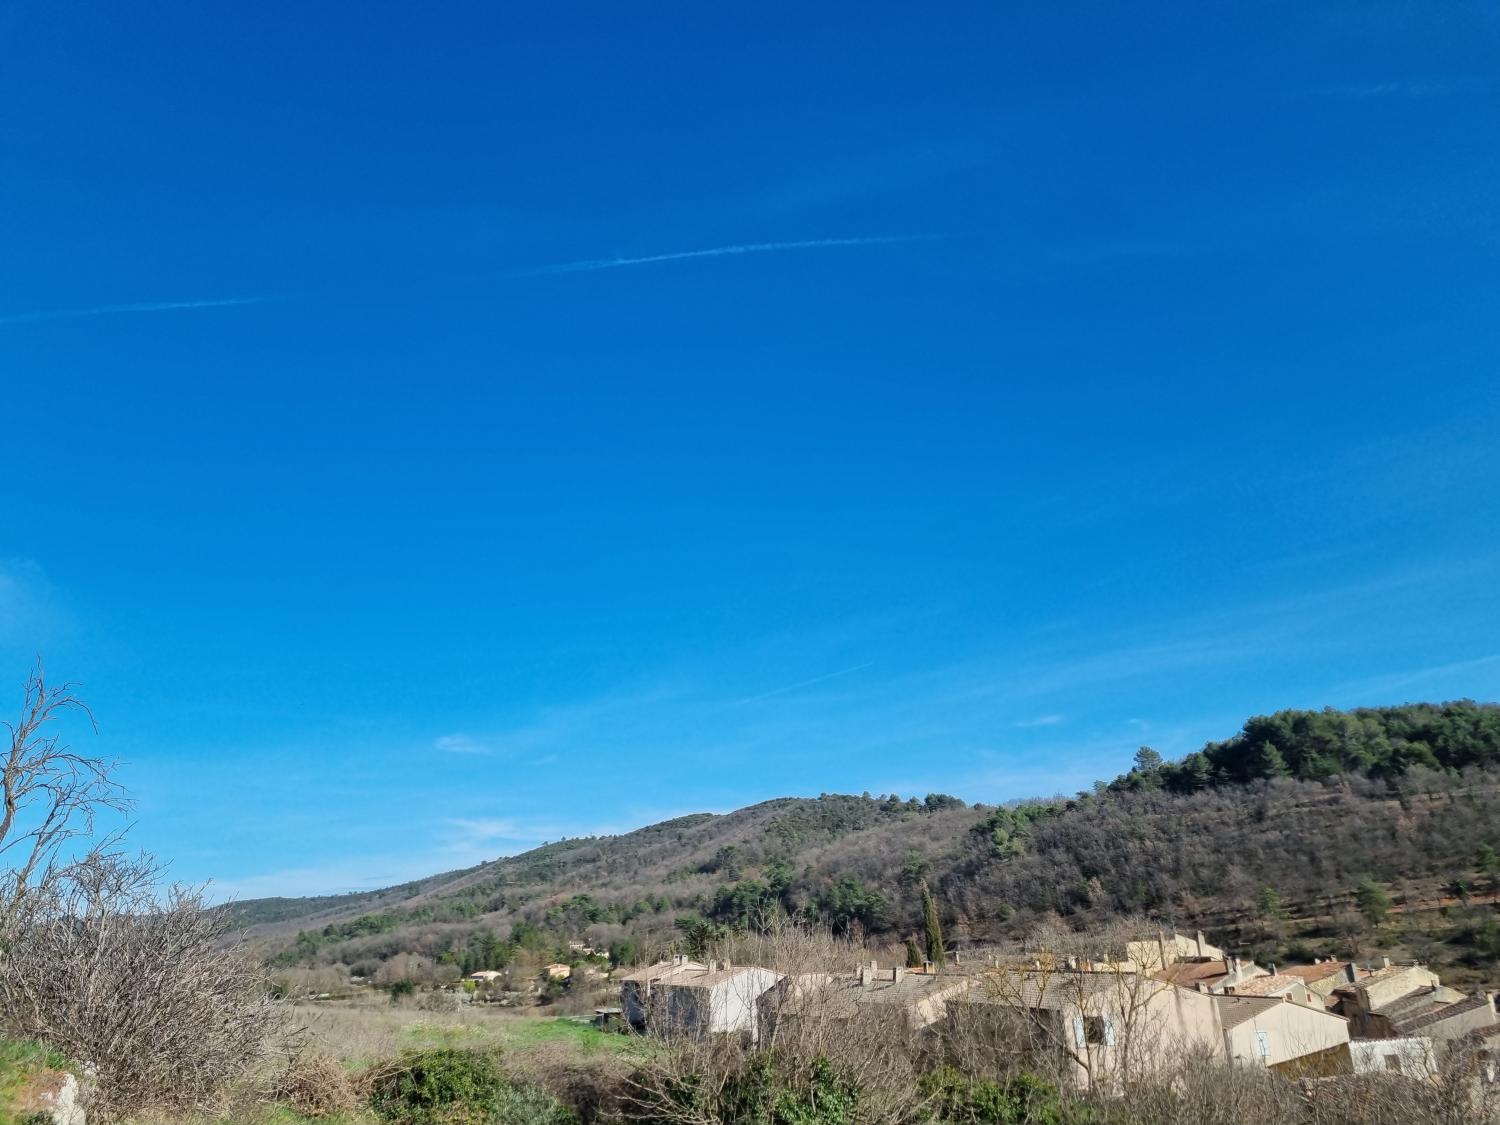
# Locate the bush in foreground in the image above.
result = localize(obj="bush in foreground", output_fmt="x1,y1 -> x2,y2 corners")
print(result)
366,1047 -> 574,1125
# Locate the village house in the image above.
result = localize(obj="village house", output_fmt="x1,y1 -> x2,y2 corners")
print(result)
1384,992 -> 1498,1050
1153,954 -> 1268,995
1124,930 -> 1227,973
1330,961 -> 1465,1038
1350,1036 -> 1439,1080
951,968 -> 1226,1091
1215,993 -> 1352,1076
758,964 -> 972,1042
1280,959 -> 1364,1006
618,956 -> 707,1028
465,970 -> 503,983
1222,973 -> 1318,1007
542,963 -> 572,981
619,957 -> 781,1040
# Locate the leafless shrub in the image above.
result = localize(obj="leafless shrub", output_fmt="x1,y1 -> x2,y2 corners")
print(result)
273,1050 -> 359,1118
0,851 -> 285,1119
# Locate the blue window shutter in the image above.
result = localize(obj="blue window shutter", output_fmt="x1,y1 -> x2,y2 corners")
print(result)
1072,1015 -> 1086,1047
1103,1016 -> 1116,1046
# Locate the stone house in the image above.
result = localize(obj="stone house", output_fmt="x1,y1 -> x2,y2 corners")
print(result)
1223,973 -> 1318,1007
1154,954 -> 1268,995
653,961 -> 783,1041
1280,959 -> 1363,1006
950,968 -> 1226,1091
1350,1036 -> 1439,1080
618,956 -> 707,1028
1215,994 -> 1352,1075
1330,962 -> 1465,1038
1125,930 -> 1227,973
758,964 -> 972,1043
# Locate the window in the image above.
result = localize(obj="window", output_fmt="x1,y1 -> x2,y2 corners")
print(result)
1254,1030 -> 1271,1059
1384,1054 -> 1402,1072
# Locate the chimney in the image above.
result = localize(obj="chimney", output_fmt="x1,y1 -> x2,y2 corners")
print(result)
1382,957 -> 1391,969
1345,964 -> 1358,984
1158,930 -> 1168,970
859,965 -> 870,987
1196,931 -> 1206,956
923,960 -> 934,974
892,966 -> 904,983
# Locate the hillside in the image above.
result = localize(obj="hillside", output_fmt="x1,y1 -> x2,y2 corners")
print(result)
236,702 -> 1500,986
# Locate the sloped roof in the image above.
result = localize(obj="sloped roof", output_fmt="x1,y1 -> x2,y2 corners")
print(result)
966,969 -> 1173,1012
1333,964 -> 1427,996
618,959 -> 706,984
661,965 -> 781,991
1215,994 -> 1347,1031
1155,960 -> 1229,986
1216,995 -> 1284,1030
1394,995 -> 1494,1034
1282,961 -> 1356,985
1228,974 -> 1306,997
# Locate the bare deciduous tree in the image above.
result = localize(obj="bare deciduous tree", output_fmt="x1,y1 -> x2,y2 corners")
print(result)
1,662 -> 127,918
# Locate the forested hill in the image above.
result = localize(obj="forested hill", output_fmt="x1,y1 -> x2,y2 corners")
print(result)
1109,701 -> 1500,792
235,701 -> 1500,985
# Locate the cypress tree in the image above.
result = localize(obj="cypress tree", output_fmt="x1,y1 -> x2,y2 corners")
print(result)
921,881 -> 946,967
905,936 -> 923,968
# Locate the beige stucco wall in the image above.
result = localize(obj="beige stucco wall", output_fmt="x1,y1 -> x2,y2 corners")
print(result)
1224,1002 -> 1349,1069
1055,977 -> 1226,1090
1354,967 -> 1439,1012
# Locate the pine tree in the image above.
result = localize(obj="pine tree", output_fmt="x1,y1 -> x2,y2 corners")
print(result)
921,881 -> 946,967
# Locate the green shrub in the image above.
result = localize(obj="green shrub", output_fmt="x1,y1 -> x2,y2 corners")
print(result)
921,1067 -> 1076,1125
636,1054 -> 857,1125
367,1047 -> 575,1125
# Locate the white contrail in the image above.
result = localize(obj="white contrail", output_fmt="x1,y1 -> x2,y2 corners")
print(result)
0,293 -> 301,327
500,235 -> 945,278
734,662 -> 874,706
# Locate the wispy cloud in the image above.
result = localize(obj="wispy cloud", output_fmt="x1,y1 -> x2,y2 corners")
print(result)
1290,76 -> 1495,100
0,559 -> 70,647
0,293 -> 302,328
497,235 -> 950,279
735,662 -> 873,706
433,733 -> 493,756
1013,714 -> 1065,728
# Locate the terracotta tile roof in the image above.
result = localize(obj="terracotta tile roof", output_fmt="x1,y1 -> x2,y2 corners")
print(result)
1156,960 -> 1228,986
1282,962 -> 1356,985
1228,974 -> 1305,997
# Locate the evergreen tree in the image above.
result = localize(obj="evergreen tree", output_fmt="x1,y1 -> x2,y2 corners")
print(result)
921,881 -> 946,967
1355,876 -> 1390,926
905,936 -> 924,968
1249,741 -> 1291,780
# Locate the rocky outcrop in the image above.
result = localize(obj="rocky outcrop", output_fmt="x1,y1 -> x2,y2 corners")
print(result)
11,1069 -> 85,1125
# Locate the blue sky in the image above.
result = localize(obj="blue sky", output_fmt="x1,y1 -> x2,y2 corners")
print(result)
2,1 -> 1498,899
